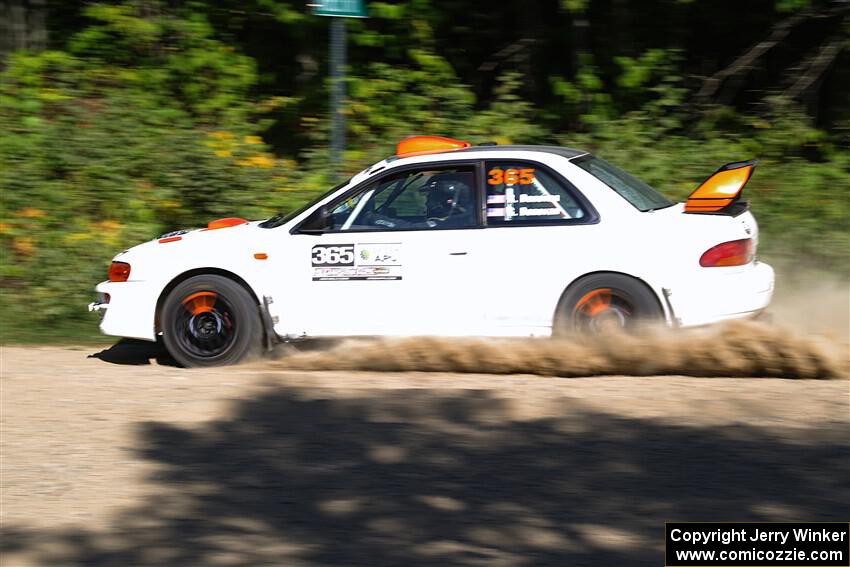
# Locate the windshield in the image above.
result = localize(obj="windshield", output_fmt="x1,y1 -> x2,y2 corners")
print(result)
572,155 -> 674,212
259,179 -> 351,229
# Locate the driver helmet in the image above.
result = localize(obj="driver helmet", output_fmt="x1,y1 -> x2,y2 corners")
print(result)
424,173 -> 472,219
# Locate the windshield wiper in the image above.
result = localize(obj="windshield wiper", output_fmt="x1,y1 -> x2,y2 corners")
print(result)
258,214 -> 286,229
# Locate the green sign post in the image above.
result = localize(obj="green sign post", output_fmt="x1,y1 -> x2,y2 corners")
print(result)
310,0 -> 367,18
310,0 -> 367,179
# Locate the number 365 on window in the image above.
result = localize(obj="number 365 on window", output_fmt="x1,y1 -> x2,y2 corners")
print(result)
487,168 -> 535,186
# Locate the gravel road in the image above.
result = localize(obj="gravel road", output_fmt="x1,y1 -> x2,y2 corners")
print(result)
2,342 -> 848,566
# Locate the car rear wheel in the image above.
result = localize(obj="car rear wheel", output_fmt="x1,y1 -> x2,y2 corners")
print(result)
555,273 -> 663,336
161,275 -> 262,367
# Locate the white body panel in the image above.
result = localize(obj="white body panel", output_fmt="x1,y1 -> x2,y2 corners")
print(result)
92,148 -> 775,342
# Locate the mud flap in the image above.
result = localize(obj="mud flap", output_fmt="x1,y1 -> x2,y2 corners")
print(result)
662,288 -> 681,327
258,296 -> 279,351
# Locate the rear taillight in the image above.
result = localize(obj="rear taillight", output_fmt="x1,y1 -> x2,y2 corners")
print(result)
108,261 -> 131,282
699,239 -> 754,267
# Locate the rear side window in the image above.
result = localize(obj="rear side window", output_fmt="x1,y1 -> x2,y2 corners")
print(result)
572,154 -> 673,212
484,161 -> 587,226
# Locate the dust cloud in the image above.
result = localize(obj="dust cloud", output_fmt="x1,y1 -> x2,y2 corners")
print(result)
270,269 -> 849,380
768,263 -> 849,342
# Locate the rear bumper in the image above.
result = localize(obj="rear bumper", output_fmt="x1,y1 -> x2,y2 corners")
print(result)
666,261 -> 775,328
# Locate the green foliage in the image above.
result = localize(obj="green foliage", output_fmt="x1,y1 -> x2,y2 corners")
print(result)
775,0 -> 812,13
0,25 -> 304,339
67,3 -> 258,122
561,0 -> 588,13
551,55 -> 616,126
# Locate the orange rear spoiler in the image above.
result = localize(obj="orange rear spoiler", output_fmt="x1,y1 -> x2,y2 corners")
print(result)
685,159 -> 756,214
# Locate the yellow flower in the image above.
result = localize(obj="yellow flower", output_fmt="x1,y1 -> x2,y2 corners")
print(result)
64,232 -> 90,244
237,155 -> 274,168
159,200 -> 181,210
17,207 -> 46,218
215,149 -> 232,158
96,220 -> 123,232
251,155 -> 274,168
12,236 -> 34,256
209,130 -> 234,140
0,222 -> 11,234
243,135 -> 263,145
39,88 -> 70,102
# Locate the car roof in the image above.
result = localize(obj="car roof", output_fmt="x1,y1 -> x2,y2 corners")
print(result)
350,143 -> 589,187
385,144 -> 586,163
453,144 -> 586,159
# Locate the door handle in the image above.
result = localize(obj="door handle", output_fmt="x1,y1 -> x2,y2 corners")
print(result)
449,251 -> 468,256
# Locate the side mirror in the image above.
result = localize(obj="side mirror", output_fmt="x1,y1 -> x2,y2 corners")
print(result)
298,205 -> 332,234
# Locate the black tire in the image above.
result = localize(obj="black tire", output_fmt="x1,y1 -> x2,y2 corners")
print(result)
161,275 -> 262,367
554,273 -> 663,336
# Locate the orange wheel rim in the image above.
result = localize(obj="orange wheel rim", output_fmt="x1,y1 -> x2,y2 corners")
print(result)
575,288 -> 612,317
181,291 -> 218,316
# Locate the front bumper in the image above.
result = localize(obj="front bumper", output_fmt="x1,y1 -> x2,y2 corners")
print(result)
666,261 -> 775,328
91,280 -> 158,341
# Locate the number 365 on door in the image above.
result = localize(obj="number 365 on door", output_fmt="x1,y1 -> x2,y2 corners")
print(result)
311,245 -> 355,266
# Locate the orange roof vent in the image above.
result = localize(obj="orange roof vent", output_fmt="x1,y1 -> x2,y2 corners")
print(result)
395,136 -> 470,158
205,217 -> 248,231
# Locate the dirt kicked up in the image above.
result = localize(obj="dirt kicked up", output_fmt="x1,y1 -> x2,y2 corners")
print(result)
270,320 -> 848,380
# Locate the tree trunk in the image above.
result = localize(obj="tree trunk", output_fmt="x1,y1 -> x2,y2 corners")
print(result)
0,0 -> 49,67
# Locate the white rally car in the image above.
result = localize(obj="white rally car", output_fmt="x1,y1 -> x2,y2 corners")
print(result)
89,136 -> 774,367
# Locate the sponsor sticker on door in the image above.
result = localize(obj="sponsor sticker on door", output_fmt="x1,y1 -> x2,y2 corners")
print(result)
311,243 -> 402,281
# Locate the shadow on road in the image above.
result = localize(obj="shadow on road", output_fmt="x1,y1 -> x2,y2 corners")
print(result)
3,387 -> 848,566
88,338 -> 343,367
88,339 -> 178,366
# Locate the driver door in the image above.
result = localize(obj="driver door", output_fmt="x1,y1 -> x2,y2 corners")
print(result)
276,163 -> 482,337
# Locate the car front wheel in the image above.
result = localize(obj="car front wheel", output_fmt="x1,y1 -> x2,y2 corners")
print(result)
161,275 -> 262,367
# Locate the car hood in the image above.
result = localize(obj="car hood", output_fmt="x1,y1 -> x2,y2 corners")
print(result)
112,219 -> 271,277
